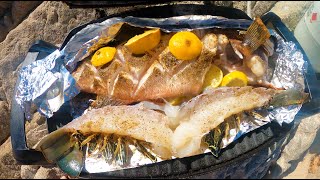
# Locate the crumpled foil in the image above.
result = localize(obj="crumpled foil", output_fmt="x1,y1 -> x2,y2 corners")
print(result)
15,15 -> 307,173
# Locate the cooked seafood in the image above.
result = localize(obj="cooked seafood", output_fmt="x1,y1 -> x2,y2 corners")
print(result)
72,18 -> 276,106
36,86 -> 308,177
35,105 -> 173,177
34,17 -> 309,177
171,86 -> 308,158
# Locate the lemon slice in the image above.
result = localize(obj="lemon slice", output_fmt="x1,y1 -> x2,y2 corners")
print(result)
125,29 -> 161,55
221,71 -> 248,87
169,31 -> 203,61
203,64 -> 223,88
91,47 -> 116,67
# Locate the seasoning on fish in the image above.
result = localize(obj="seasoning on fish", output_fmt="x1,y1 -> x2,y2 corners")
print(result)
171,86 -> 308,158
72,18 -> 278,105
35,105 -> 174,177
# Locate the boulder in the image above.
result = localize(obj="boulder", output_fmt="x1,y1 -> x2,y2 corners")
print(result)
0,1 -> 97,109
251,1 -> 277,17
33,166 -> 66,179
0,1 -> 42,42
213,1 -> 233,7
21,165 -> 40,179
265,113 -> 320,178
0,101 -> 9,144
271,1 -> 313,31
232,1 -> 256,14
0,1 -> 12,9
11,1 -> 42,26
0,138 -> 21,179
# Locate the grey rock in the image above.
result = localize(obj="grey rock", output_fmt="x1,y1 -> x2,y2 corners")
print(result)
251,1 -> 277,17
0,1 -> 97,109
34,166 -> 66,179
21,165 -> 40,179
26,123 -> 48,148
214,1 -> 233,7
0,138 -> 21,179
232,1 -> 247,12
271,1 -> 313,31
266,113 -> 320,178
0,101 -> 9,144
232,1 -> 256,13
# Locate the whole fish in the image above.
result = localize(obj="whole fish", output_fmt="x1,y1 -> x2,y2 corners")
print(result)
72,18 -> 276,106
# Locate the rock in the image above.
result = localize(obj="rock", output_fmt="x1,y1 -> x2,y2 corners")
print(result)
271,1 -> 313,31
0,101 -> 9,144
25,112 -> 46,134
251,1 -> 277,17
232,1 -> 256,13
33,166 -> 66,179
0,1 -> 41,42
232,1 -> 247,12
214,1 -> 233,7
309,155 -> 320,174
0,26 -> 6,48
0,138 -> 21,179
11,1 -> 42,25
26,123 -> 48,148
3,11 -> 13,27
0,1 -> 12,9
0,7 -> 5,17
0,1 -> 97,109
21,165 -> 40,179
265,113 -> 320,178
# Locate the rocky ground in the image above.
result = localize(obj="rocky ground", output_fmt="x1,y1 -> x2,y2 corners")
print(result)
0,1 -> 318,179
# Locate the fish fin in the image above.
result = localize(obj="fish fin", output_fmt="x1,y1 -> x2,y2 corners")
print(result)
243,17 -> 270,53
35,128 -> 74,163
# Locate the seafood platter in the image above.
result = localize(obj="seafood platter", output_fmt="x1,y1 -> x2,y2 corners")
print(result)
11,4 -> 317,179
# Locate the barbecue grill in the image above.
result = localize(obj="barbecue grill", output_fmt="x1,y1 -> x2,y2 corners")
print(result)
10,2 -> 320,179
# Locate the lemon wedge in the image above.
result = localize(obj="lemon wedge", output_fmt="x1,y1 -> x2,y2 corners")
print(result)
221,71 -> 248,87
169,31 -> 203,61
125,29 -> 161,55
91,47 -> 116,67
203,64 -> 223,88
